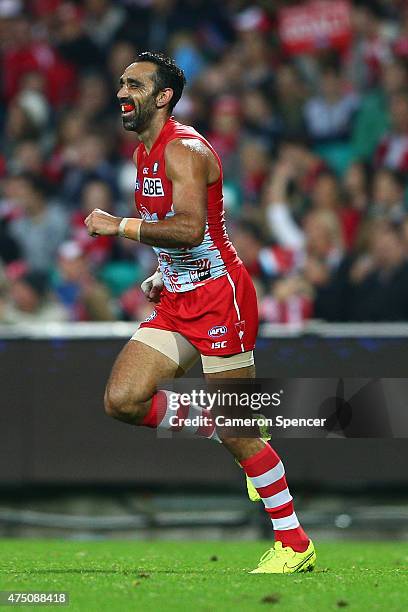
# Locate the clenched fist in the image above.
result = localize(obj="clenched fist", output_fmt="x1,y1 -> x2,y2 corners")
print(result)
85,208 -> 121,236
141,269 -> 164,302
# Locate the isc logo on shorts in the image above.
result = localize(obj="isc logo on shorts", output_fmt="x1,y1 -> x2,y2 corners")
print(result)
142,178 -> 164,197
211,340 -> 227,349
208,325 -> 228,338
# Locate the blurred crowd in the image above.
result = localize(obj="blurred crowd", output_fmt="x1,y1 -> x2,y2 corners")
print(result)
1,0 -> 408,325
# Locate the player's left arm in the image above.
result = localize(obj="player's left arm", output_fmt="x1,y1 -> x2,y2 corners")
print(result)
85,138 -> 210,249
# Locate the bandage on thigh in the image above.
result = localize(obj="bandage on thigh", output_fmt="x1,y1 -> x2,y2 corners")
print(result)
201,351 -> 254,374
131,327 -> 200,373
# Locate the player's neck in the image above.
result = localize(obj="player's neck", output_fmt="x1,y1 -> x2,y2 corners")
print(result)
138,113 -> 170,154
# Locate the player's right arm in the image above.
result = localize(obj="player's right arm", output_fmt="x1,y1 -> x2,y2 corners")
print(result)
124,138 -> 210,248
85,140 -> 214,248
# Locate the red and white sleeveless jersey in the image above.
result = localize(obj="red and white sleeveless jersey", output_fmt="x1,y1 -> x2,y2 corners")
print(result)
134,116 -> 241,293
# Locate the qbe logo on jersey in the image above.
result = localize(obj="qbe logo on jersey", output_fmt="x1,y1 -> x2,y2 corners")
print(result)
142,177 -> 164,197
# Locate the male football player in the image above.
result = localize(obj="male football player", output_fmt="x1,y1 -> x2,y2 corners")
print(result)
85,52 -> 316,573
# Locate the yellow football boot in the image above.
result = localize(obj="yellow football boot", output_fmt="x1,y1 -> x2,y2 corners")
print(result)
250,540 -> 316,574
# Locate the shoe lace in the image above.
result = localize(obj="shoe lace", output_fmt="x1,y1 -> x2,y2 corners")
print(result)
257,544 -> 287,567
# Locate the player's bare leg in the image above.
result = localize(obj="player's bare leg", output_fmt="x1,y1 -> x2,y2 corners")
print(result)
206,363 -> 315,573
104,339 -> 183,425
205,364 -> 263,461
105,338 -> 220,440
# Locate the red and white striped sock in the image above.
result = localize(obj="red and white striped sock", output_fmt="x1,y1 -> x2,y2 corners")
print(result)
141,390 -> 221,442
241,444 -> 309,552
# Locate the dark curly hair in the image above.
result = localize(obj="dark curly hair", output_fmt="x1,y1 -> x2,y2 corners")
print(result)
136,51 -> 186,112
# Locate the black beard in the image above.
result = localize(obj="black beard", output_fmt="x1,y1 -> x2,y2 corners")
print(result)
122,98 -> 157,132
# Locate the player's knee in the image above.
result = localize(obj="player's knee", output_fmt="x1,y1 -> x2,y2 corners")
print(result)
104,385 -> 125,419
104,384 -> 144,422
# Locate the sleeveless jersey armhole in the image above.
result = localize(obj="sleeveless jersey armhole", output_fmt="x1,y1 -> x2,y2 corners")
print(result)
166,135 -> 223,186
206,142 -> 223,187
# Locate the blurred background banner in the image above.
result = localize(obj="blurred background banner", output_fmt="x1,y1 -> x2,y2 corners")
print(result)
278,1 -> 352,56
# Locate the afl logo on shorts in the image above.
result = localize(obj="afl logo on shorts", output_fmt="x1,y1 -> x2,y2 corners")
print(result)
143,178 -> 164,197
208,325 -> 228,338
144,310 -> 157,322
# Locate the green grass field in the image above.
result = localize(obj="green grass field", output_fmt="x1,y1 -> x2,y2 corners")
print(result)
0,540 -> 407,611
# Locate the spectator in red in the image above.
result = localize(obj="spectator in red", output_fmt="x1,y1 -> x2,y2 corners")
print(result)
342,161 -> 371,214
1,13 -> 76,106
259,276 -> 313,325
348,2 -> 392,90
206,95 -> 241,180
46,111 -> 87,184
231,221 -> 296,284
393,6 -> 408,59
310,171 -> 362,249
239,139 -> 271,207
70,180 -> 115,266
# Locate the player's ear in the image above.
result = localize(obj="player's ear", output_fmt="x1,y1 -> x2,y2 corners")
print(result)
156,88 -> 173,109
